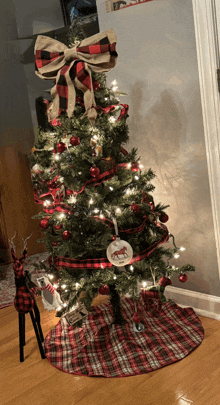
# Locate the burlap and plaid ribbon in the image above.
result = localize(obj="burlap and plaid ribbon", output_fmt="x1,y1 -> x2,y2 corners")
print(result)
35,29 -> 118,125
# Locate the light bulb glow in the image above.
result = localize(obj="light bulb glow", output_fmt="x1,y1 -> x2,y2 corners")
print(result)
127,163 -> 131,168
112,80 -> 117,85
109,117 -> 116,123
174,253 -> 180,259
55,154 -> 60,161
93,208 -> 99,213
142,281 -> 147,288
68,195 -> 77,203
61,284 -> 66,289
112,86 -> 118,92
135,176 -> 139,180
43,200 -> 51,206
63,303 -> 67,307
48,274 -> 54,280
59,213 -> 65,219
56,306 -> 62,311
53,284 -> 58,289
180,247 -> 186,251
109,187 -> 113,191
113,275 -> 117,280
89,199 -> 94,205
130,265 -> 134,271
100,214 -> 104,219
75,283 -> 79,289
115,207 -> 121,214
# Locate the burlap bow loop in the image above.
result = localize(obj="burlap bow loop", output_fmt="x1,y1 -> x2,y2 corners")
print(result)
64,46 -> 79,63
35,29 -> 118,125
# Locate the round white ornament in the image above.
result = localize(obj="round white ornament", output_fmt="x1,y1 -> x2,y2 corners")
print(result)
107,237 -> 133,267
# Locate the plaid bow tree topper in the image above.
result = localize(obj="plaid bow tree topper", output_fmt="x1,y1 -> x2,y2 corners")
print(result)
35,29 -> 118,125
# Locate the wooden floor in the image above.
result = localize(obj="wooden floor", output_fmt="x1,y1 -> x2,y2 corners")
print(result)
1,297 -> 220,405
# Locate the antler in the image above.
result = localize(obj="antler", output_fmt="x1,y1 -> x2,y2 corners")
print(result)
8,232 -> 16,252
22,233 -> 33,250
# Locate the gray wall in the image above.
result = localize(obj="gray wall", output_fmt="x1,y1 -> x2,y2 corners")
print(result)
96,0 -> 220,296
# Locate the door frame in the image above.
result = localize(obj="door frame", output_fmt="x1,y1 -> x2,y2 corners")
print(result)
192,0 -> 220,276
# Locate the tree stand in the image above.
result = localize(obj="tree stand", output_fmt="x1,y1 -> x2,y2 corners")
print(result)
109,283 -> 127,326
18,301 -> 46,362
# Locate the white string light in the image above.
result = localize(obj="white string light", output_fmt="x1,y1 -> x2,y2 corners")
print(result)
180,247 -> 186,251
127,163 -> 131,168
174,253 -> 180,259
109,187 -> 113,191
115,207 -> 121,214
43,200 -> 51,206
130,265 -> 134,272
89,199 -> 94,205
109,117 -> 116,123
55,154 -> 60,161
61,284 -> 67,289
142,281 -> 147,288
59,213 -> 65,219
68,195 -> 77,204
48,274 -> 54,280
135,176 -> 139,180
75,283 -> 79,289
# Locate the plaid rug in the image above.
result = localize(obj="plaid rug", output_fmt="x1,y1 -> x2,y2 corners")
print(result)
44,296 -> 204,377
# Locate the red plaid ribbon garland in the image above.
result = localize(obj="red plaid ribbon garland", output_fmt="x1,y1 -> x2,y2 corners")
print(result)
35,29 -> 118,125
11,249 -> 37,314
76,96 -> 129,121
53,222 -> 169,270
93,215 -> 148,234
34,163 -> 128,205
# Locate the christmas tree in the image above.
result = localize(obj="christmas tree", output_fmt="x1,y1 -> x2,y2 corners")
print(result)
29,21 -> 195,326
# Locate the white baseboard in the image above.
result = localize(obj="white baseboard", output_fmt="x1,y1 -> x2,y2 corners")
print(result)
137,283 -> 220,321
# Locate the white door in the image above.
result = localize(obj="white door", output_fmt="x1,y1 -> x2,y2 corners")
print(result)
192,0 -> 220,275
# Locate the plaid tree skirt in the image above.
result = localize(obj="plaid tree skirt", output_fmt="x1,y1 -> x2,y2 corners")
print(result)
44,297 -> 204,377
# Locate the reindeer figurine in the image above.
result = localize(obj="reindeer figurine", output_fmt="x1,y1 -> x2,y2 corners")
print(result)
9,233 -> 46,362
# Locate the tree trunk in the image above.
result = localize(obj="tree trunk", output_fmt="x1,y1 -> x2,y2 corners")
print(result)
109,283 -> 126,326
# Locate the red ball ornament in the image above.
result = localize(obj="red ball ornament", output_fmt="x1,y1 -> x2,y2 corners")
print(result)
54,224 -> 63,230
70,136 -> 80,146
90,166 -> 100,177
159,276 -> 172,287
52,241 -> 58,247
39,218 -> 49,229
178,273 -> 188,283
93,81 -> 100,91
131,162 -> 139,172
130,203 -> 140,213
62,230 -> 72,240
56,142 -> 66,153
47,180 -> 57,189
159,213 -> 169,223
98,285 -> 109,295
132,312 -> 141,323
